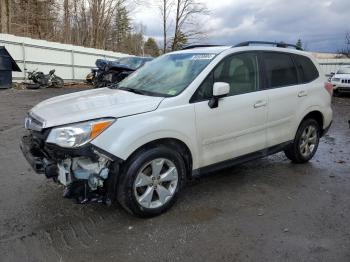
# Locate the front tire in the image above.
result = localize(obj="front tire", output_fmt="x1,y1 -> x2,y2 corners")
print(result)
117,146 -> 186,217
284,119 -> 320,163
333,89 -> 340,97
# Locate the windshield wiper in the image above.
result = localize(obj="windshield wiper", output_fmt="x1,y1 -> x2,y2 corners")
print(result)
118,86 -> 148,95
117,86 -> 172,97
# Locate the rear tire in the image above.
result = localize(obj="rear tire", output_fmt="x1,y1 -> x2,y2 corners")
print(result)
52,76 -> 64,88
117,146 -> 186,217
284,118 -> 320,163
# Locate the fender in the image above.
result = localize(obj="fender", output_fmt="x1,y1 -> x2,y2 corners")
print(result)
293,105 -> 325,135
121,130 -> 197,166
91,105 -> 200,169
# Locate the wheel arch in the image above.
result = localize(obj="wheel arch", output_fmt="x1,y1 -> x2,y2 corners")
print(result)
301,111 -> 323,128
125,138 -> 194,180
297,110 -> 325,136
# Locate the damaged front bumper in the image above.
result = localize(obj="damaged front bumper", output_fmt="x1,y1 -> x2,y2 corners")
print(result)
20,131 -> 121,205
20,134 -> 47,174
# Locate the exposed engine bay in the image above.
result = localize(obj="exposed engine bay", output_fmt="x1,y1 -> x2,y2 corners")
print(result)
20,130 -> 119,205
57,156 -> 110,202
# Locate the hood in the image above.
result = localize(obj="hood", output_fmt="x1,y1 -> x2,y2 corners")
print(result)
30,88 -> 164,128
333,73 -> 350,79
109,61 -> 136,71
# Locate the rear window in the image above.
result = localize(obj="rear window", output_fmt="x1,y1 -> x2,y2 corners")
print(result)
293,54 -> 319,83
262,52 -> 298,88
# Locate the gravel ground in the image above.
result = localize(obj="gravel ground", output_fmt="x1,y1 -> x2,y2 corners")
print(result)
0,88 -> 349,262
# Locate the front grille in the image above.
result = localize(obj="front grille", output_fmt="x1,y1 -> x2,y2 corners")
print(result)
341,79 -> 350,84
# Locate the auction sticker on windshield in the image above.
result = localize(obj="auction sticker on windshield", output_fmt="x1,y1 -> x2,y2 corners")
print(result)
191,54 -> 216,60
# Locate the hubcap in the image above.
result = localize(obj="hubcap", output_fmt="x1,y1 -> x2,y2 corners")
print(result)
299,125 -> 318,158
134,158 -> 178,209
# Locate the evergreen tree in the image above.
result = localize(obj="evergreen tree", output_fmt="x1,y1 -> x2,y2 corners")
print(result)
296,39 -> 303,49
171,31 -> 188,51
144,38 -> 160,57
114,2 -> 131,52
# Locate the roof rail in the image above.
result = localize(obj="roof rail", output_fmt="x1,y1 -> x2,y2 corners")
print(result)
181,44 -> 224,50
234,41 -> 303,51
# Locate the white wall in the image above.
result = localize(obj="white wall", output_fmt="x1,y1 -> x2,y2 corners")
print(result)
0,34 -> 129,81
316,58 -> 350,76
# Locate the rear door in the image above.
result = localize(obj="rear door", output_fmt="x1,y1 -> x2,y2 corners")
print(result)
292,53 -> 321,111
261,52 -> 300,147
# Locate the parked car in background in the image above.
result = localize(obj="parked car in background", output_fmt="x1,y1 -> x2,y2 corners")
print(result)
21,41 -> 332,217
330,66 -> 350,95
93,56 -> 153,88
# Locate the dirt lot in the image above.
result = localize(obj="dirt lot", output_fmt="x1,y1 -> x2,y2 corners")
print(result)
0,88 -> 349,262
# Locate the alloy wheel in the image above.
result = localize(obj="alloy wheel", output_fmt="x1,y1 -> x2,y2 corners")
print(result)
133,158 -> 178,209
299,125 -> 318,158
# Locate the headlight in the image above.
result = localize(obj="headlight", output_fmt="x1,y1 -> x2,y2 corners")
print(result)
46,118 -> 115,148
332,78 -> 340,82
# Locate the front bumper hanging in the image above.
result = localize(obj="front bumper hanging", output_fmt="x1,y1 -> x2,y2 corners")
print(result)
20,131 -> 120,205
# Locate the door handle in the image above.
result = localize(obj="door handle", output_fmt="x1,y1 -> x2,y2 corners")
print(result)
253,100 -> 267,108
298,90 -> 308,97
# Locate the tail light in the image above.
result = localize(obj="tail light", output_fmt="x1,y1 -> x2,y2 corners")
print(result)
324,82 -> 333,96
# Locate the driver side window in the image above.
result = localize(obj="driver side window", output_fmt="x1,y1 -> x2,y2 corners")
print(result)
191,52 -> 260,102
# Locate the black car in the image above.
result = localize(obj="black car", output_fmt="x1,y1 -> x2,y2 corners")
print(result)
93,56 -> 153,88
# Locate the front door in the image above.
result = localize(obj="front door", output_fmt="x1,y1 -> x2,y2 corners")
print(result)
191,52 -> 268,168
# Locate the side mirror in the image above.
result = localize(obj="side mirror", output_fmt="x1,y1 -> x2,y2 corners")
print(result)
208,82 -> 230,108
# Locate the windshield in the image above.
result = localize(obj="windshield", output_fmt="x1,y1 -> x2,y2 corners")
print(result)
337,67 -> 350,74
116,53 -> 215,96
116,57 -> 150,70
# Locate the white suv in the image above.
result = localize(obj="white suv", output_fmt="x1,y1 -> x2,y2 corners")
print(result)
330,66 -> 350,95
21,41 -> 333,217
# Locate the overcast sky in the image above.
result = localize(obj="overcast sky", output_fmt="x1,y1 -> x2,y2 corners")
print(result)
133,0 -> 350,52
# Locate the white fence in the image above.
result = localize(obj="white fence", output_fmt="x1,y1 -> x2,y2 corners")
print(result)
317,59 -> 350,76
0,34 -> 128,81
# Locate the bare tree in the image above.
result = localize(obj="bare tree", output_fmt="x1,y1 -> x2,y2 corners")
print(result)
338,32 -> 350,58
63,0 -> 71,43
0,0 -> 11,33
123,23 -> 146,55
88,0 -> 121,49
344,32 -> 350,57
7,0 -> 58,40
0,0 -> 175,55
171,0 -> 207,50
156,0 -> 173,53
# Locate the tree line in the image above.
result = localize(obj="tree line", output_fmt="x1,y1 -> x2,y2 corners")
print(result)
0,0 -> 207,56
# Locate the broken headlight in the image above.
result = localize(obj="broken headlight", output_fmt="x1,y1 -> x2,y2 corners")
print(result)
46,118 -> 115,148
